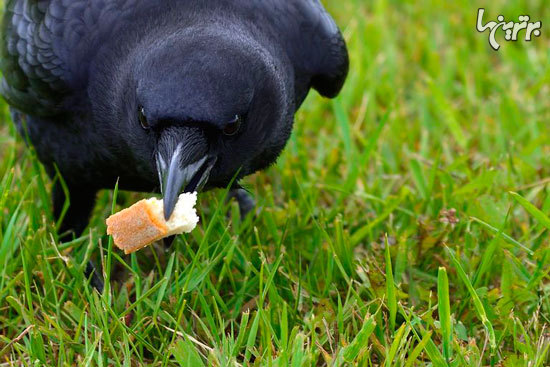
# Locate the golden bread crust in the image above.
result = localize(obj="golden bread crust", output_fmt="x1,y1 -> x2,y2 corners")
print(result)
106,200 -> 168,254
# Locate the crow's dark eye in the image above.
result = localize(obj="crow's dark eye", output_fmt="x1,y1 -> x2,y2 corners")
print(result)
223,115 -> 242,136
138,106 -> 150,130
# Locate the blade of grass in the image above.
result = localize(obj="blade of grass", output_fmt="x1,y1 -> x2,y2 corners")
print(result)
385,235 -> 397,332
438,267 -> 452,362
510,191 -> 550,230
470,216 -> 533,255
399,304 -> 447,367
446,247 -> 496,351
386,323 -> 408,367
341,312 -> 377,362
404,331 -> 434,367
104,179 -> 119,305
244,310 -> 261,363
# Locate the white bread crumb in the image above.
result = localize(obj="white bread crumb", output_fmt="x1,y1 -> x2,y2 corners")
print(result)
146,192 -> 199,236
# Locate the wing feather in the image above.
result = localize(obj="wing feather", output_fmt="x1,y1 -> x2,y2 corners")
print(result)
256,0 -> 349,98
1,0 -> 138,116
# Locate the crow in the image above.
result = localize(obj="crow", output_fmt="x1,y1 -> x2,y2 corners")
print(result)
1,0 -> 348,287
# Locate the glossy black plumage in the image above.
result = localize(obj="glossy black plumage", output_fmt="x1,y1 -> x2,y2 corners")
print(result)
1,0 -> 348,236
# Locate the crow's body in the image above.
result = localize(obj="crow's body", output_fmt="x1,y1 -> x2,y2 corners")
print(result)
2,0 -> 348,237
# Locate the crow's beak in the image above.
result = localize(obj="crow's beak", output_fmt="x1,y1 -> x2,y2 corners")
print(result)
156,144 -> 216,220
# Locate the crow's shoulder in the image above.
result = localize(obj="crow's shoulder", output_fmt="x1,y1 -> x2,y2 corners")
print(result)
250,0 -> 349,98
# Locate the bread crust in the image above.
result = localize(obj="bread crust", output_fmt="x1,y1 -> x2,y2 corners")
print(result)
106,200 -> 168,254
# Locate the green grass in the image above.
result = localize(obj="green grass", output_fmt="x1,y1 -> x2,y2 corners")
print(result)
1,0 -> 550,365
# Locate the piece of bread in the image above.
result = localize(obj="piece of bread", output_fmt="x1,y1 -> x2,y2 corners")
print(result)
106,192 -> 199,254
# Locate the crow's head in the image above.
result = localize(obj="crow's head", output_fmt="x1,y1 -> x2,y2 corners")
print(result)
119,29 -> 293,219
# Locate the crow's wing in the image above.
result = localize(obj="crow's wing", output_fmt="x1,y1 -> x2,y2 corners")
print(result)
1,0 -> 64,116
256,0 -> 349,98
0,0 -> 138,116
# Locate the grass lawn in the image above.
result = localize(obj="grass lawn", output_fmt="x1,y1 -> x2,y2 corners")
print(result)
1,0 -> 550,365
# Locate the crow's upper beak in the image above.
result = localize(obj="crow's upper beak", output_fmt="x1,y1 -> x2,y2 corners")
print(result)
156,144 -> 216,220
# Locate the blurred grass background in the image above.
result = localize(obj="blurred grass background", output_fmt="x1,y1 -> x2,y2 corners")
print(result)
1,0 -> 549,365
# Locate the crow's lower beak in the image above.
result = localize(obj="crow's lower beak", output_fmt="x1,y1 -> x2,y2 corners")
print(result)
156,144 -> 216,220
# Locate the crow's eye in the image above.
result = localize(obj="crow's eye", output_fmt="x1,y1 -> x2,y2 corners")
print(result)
223,115 -> 242,136
138,106 -> 150,130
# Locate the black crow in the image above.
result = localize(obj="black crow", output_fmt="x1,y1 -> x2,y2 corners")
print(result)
1,0 -> 348,254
